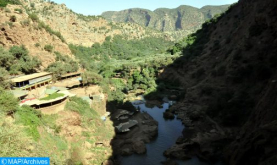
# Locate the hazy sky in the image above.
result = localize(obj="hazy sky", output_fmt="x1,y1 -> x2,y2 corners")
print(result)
52,0 -> 238,15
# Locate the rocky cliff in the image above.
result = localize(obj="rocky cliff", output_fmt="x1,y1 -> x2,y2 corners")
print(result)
102,5 -> 230,40
158,0 -> 277,164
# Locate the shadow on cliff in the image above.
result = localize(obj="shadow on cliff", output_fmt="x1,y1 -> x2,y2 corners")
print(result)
105,0 -> 277,164
103,8 -> 229,165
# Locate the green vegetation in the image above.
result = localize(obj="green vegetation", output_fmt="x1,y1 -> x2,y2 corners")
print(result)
0,68 -> 12,89
65,96 -> 114,164
69,35 -> 173,62
81,71 -> 103,85
0,105 -> 67,163
30,2 -> 35,8
15,105 -> 42,141
66,96 -> 97,117
10,15 -> 16,22
45,52 -> 79,81
44,44 -> 53,52
14,8 -> 22,13
28,13 -> 39,22
69,34 -> 175,102
40,93 -> 65,101
27,12 -> 66,42
38,21 -> 66,42
0,87 -> 68,163
0,88 -> 18,113
167,10 -> 228,68
102,5 -> 230,41
0,45 -> 41,78
0,0 -> 20,7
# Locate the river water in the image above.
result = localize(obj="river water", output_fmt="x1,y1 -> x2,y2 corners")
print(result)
118,100 -> 209,165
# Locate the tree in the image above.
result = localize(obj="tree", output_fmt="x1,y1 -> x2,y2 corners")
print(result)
81,71 -> 103,85
9,45 -> 28,59
0,47 -> 14,69
0,68 -> 12,89
0,87 -> 18,113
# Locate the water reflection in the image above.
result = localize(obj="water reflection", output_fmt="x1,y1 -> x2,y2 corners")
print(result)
119,100 -> 208,165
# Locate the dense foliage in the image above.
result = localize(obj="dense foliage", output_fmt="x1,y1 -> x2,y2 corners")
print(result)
0,46 -> 41,88
0,88 -> 18,113
69,35 -> 173,63
69,35 -> 175,102
81,71 -> 103,85
45,52 -> 79,81
0,45 -> 41,75
0,0 -> 20,7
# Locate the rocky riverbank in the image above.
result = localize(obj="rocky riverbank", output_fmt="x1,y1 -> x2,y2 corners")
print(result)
110,108 -> 158,157
163,102 -> 234,163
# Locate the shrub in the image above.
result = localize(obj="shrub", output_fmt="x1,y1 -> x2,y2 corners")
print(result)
46,52 -> 79,80
9,45 -> 28,58
10,15 -> 16,22
14,8 -> 22,14
35,43 -> 40,47
30,2 -> 35,8
0,88 -> 18,113
28,13 -> 39,22
44,44 -> 53,52
7,22 -> 14,28
81,71 -> 103,85
0,68 -> 12,89
20,19 -> 30,26
4,8 -> 11,12
38,21 -> 66,42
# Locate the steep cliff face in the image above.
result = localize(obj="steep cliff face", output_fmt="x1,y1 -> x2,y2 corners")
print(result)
159,0 -> 277,164
102,5 -> 230,40
0,4 -> 73,68
19,0 -> 170,47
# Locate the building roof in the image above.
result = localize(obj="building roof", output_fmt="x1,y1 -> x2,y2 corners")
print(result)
50,86 -> 68,91
45,89 -> 58,95
11,72 -> 52,83
10,90 -> 28,98
61,72 -> 82,78
20,92 -> 68,106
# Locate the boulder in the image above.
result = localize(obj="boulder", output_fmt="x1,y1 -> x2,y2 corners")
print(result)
132,141 -> 147,154
163,111 -> 175,119
121,148 -> 133,156
169,95 -> 178,100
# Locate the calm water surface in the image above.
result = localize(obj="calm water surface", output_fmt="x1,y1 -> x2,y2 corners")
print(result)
119,100 -> 209,165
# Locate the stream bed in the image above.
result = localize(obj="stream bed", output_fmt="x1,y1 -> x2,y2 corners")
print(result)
118,99 -> 208,165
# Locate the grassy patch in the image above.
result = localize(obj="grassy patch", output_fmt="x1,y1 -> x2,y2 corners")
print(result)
40,93 -> 65,101
15,105 -> 41,141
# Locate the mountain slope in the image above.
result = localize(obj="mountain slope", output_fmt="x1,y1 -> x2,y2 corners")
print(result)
157,0 -> 277,164
102,5 -> 230,40
19,0 -> 171,47
0,4 -> 73,68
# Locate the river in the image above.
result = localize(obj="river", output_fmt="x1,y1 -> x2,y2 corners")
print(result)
118,99 -> 209,165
